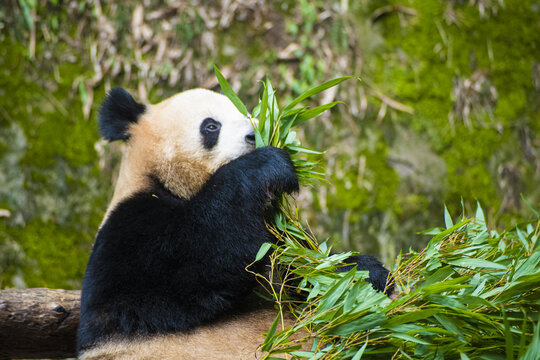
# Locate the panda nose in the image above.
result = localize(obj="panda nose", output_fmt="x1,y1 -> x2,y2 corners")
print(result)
245,131 -> 256,145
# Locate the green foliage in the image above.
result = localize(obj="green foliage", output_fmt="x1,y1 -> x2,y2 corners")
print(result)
0,219 -> 89,289
0,25 -> 107,288
259,205 -> 540,359
329,141 -> 400,213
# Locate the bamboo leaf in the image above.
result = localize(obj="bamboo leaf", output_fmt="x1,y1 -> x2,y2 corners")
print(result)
392,333 -> 431,345
420,265 -> 455,288
285,145 -> 324,155
283,76 -> 354,112
316,269 -> 356,314
434,314 -> 464,336
513,251 -> 540,281
516,226 -> 530,252
262,314 -> 281,352
447,258 -> 506,270
521,320 -> 540,360
444,205 -> 453,229
521,194 -> 540,219
351,337 -> 369,360
213,65 -> 248,116
475,201 -> 486,224
328,313 -> 386,336
255,242 -> 273,262
384,309 -> 441,327
293,101 -> 341,127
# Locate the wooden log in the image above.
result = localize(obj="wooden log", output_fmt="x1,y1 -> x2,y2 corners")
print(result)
0,288 -> 80,359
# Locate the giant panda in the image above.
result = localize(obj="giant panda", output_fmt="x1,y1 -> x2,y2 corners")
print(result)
77,87 -> 391,359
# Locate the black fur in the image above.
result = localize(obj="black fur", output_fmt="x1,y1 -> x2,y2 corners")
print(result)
99,87 -> 146,141
78,146 -> 299,352
338,255 -> 393,295
199,117 -> 221,149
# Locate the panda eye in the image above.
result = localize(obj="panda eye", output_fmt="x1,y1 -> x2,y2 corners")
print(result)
200,118 -> 221,150
203,118 -> 221,132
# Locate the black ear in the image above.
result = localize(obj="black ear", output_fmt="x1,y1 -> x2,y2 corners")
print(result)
98,87 -> 146,141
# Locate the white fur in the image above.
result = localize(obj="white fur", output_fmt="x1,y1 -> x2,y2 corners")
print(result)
150,89 -> 254,171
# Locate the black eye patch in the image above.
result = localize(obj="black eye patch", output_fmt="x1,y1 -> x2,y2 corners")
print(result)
200,117 -> 221,150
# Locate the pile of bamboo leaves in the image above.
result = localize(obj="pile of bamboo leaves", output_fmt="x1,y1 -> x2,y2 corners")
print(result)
215,67 -> 540,360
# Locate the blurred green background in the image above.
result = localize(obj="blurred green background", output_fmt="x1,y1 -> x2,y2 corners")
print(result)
0,0 -> 539,289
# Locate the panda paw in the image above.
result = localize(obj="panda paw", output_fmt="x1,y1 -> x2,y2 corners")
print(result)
253,146 -> 299,196
338,255 -> 394,296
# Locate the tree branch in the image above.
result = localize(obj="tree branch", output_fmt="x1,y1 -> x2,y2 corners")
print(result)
0,288 -> 80,359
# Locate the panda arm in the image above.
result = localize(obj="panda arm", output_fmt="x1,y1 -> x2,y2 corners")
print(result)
190,146 -> 299,215
180,146 -> 299,281
161,146 -> 299,307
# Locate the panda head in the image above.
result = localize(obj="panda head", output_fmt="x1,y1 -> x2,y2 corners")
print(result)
99,87 -> 256,209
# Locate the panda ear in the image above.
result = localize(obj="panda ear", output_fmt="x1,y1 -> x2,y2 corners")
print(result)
98,87 -> 146,141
